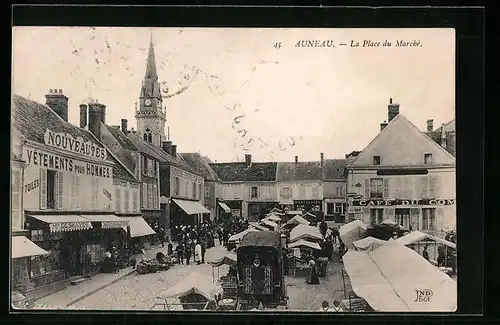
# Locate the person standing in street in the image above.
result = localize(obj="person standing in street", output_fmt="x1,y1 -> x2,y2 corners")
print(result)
184,241 -> 192,265
422,245 -> 430,261
84,251 -> 93,280
159,227 -> 165,248
201,239 -> 207,264
194,240 -> 202,265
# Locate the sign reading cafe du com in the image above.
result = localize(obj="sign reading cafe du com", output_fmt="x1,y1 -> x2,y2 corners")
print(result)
352,199 -> 456,207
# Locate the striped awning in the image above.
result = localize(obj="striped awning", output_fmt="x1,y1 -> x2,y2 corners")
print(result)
80,214 -> 129,229
173,198 -> 210,215
218,202 -> 231,213
28,214 -> 93,233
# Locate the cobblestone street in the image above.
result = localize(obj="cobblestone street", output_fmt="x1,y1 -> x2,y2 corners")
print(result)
35,242 -> 352,311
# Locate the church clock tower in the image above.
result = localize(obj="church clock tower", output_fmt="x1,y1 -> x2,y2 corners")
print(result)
135,35 -> 167,147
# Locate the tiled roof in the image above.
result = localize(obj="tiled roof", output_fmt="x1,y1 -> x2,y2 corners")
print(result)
12,94 -> 138,183
424,119 -> 456,157
12,95 -> 104,148
322,159 -> 347,180
276,161 -> 322,182
127,134 -> 202,176
209,162 -> 277,182
179,153 -> 220,181
106,125 -> 138,151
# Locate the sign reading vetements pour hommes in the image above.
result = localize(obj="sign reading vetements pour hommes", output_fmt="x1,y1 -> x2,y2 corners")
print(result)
43,129 -> 107,160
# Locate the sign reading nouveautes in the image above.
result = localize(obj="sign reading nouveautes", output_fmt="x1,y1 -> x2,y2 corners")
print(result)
43,129 -> 107,160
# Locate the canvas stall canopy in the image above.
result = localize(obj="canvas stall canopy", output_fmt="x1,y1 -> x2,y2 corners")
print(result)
396,231 -> 456,249
343,242 -> 457,312
283,215 -> 310,229
289,224 -> 323,243
228,228 -> 259,243
208,251 -> 237,267
353,236 -> 388,253
288,239 -> 321,251
264,214 -> 282,222
158,272 -> 222,301
239,231 -> 281,249
261,219 -> 279,231
339,220 -> 368,250
249,222 -> 269,231
380,219 -> 398,226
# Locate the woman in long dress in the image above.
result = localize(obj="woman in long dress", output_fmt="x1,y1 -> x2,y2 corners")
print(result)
307,259 -> 320,285
194,241 -> 202,265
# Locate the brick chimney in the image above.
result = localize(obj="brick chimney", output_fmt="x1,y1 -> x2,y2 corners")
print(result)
88,102 -> 103,140
380,120 -> 388,131
427,119 -> 434,132
171,144 -> 177,157
121,119 -> 128,134
294,156 -> 298,164
320,153 -> 324,166
388,98 -> 400,122
79,104 -> 87,128
245,154 -> 252,167
45,89 -> 69,122
100,104 -> 106,124
162,141 -> 172,154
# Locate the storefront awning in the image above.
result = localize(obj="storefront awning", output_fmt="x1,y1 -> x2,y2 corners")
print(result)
120,216 -> 156,237
12,236 -> 49,259
173,198 -> 210,215
80,214 -> 129,229
218,202 -> 231,213
28,214 -> 93,233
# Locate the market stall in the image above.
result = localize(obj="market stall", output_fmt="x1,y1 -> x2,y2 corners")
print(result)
288,239 -> 322,277
282,215 -> 310,230
207,251 -> 238,283
342,242 -> 457,312
289,224 -> 323,243
339,220 -> 368,250
260,219 -> 279,231
152,272 -> 223,310
353,236 -> 387,253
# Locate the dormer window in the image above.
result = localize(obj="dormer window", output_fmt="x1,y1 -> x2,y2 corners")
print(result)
373,156 -> 381,165
424,153 -> 433,165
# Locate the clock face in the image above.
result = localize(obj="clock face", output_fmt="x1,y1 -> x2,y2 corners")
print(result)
145,99 -> 152,106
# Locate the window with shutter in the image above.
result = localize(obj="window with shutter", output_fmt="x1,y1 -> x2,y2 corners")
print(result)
402,178 -> 410,198
124,188 -> 130,212
205,186 -> 210,198
142,183 -> 147,208
70,174 -> 77,209
11,169 -> 21,229
91,177 -> 99,210
383,179 -> 389,198
395,177 -> 402,198
410,208 -> 420,230
198,184 -> 202,200
115,188 -> 121,212
153,185 -> 157,208
420,176 -> 429,198
75,174 -> 81,209
40,169 -> 47,210
56,171 -> 64,210
132,190 -> 138,212
364,179 -> 370,198
429,176 -> 437,198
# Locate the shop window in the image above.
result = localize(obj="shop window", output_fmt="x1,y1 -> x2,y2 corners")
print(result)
369,178 -> 384,198
40,169 -> 59,210
370,209 -> 384,225
326,203 -> 335,215
395,208 -> 410,229
334,203 -> 344,215
373,156 -> 381,165
205,186 -> 210,198
422,208 -> 436,231
251,187 -> 258,199
424,153 -> 433,165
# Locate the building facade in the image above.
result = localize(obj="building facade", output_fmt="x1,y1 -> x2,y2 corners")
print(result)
209,155 -> 278,221
12,92 -> 136,300
276,157 -> 324,218
322,157 -> 348,222
347,99 -> 456,236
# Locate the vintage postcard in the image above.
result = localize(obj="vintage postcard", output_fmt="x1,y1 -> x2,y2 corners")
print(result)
11,27 -> 456,312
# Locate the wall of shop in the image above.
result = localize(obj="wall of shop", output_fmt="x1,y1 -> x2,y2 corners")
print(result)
22,143 -> 114,212
277,181 -> 323,201
114,179 -> 141,214
245,182 -> 278,202
169,165 -> 204,203
220,183 -> 245,201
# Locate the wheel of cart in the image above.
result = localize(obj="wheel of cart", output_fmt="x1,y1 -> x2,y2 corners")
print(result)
150,272 -> 223,311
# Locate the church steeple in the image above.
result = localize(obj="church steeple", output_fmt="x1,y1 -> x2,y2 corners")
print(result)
145,33 -> 158,79
136,32 -> 167,147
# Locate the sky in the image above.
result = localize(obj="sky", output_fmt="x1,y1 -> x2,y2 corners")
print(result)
12,27 -> 455,163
